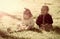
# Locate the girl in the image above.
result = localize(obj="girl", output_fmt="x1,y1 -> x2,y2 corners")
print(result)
17,8 -> 34,31
7,8 -> 34,33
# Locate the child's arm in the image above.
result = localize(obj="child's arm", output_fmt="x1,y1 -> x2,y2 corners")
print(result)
25,19 -> 34,30
47,15 -> 53,24
36,15 -> 42,26
30,19 -> 34,26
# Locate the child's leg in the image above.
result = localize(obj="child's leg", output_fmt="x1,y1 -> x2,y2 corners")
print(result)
45,24 -> 53,31
17,24 -> 28,32
25,26 -> 34,30
39,24 -> 45,31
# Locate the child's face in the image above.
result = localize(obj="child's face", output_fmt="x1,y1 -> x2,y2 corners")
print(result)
23,11 -> 31,19
41,7 -> 48,15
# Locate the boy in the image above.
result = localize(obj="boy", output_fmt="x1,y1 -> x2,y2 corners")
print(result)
36,5 -> 53,31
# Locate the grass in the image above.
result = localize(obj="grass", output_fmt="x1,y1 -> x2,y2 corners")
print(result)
3,27 -> 60,39
0,18 -> 60,39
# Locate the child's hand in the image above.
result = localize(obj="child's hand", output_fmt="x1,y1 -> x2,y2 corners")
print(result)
41,24 -> 49,26
40,24 -> 46,30
41,24 -> 45,27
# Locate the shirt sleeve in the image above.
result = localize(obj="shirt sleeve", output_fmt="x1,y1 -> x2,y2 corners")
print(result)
36,16 -> 41,26
47,15 -> 53,24
28,18 -> 34,27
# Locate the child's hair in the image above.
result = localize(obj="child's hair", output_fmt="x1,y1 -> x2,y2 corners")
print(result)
24,8 -> 32,17
41,5 -> 49,11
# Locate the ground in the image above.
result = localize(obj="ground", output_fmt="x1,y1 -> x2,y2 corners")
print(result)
0,16 -> 60,39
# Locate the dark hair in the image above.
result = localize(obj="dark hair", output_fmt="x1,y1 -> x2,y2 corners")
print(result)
42,5 -> 49,11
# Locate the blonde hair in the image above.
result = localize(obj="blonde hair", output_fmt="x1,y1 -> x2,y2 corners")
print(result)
24,8 -> 32,17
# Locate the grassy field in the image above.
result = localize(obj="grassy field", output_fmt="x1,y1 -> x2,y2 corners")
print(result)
0,29 -> 60,39
0,18 -> 60,39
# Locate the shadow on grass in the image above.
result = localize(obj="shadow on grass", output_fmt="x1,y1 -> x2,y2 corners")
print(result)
0,30 -> 31,39
1,26 -> 60,39
28,26 -> 60,34
1,34 -> 31,39
53,26 -> 60,34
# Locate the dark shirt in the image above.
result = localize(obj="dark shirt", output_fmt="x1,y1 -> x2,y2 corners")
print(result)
36,14 -> 53,26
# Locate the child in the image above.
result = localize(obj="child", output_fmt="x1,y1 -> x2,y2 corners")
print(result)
36,5 -> 53,31
7,8 -> 34,33
17,8 -> 34,31
7,8 -> 34,32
